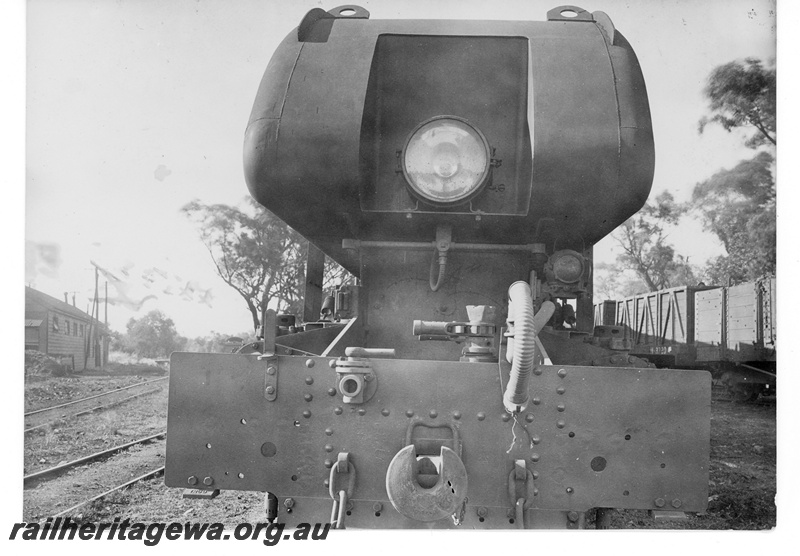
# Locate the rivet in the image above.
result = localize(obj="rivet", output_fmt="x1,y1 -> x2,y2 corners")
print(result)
324,459 -> 333,468
532,435 -> 541,445
556,386 -> 566,395
284,498 -> 295,508
453,411 -> 461,420
358,408 -> 366,416
654,498 -> 666,508
303,410 -> 312,418
477,507 -> 488,518
429,410 -> 438,419
305,359 -> 315,369
267,366 -> 276,375
557,403 -> 566,412
530,453 -> 540,462
566,487 -> 574,494
203,477 -> 213,486
533,367 -> 543,376
334,407 -> 343,415
671,499 -> 682,509
558,368 -> 567,378
324,445 -> 333,452
373,502 -> 383,512
329,359 -> 337,368
324,428 -> 333,436
327,388 -> 336,396
507,509 -> 515,518
265,386 -> 275,394
501,413 -> 511,422
477,412 -> 486,421
567,511 -> 579,522
525,413 -> 534,423
556,419 -> 566,428
381,408 -> 390,417
323,479 -> 329,487
531,471 -> 539,479
533,488 -> 539,496
305,376 -> 314,385
304,393 -> 313,402
532,397 -> 541,406
405,410 -> 414,418
187,476 -> 198,486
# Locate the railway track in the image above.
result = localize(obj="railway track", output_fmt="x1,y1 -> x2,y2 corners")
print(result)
24,431 -> 166,486
24,431 -> 168,520
52,466 -> 165,518
24,377 -> 168,433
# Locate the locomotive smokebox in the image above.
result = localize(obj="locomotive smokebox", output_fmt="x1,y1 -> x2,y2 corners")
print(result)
244,5 -> 654,273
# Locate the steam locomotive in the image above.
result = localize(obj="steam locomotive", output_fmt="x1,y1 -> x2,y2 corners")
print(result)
165,5 -> 711,529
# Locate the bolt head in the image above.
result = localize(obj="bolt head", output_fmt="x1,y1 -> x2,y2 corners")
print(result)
671,498 -> 682,509
477,506 -> 488,518
267,366 -> 276,375
654,497 -> 666,508
284,498 -> 294,508
373,502 -> 383,512
567,511 -> 579,522
452,411 -> 461,420
187,476 -> 198,486
265,386 -> 275,394
501,413 -> 511,422
203,477 -> 213,486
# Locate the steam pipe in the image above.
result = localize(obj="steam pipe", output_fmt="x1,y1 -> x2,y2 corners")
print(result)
503,282 -> 554,413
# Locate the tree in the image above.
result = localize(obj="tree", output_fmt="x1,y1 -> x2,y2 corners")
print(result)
607,191 -> 700,296
125,310 -> 186,358
692,152 -> 775,284
183,198 -> 309,332
698,58 -> 776,148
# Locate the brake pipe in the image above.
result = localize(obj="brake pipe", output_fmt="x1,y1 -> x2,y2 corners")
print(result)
503,282 -> 554,413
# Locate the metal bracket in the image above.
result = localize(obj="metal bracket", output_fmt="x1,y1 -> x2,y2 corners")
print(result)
264,359 -> 278,401
335,357 -> 376,404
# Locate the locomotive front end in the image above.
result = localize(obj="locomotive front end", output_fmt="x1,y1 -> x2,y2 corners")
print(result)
165,5 -> 711,529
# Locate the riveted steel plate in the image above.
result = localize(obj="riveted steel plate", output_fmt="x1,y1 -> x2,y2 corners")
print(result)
166,353 -> 710,528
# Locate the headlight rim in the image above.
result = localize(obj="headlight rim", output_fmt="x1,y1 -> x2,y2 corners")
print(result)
400,115 -> 492,206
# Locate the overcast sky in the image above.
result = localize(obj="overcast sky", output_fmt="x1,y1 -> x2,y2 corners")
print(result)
20,0 -> 777,338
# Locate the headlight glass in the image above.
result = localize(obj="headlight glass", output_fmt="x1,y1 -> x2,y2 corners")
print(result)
402,117 -> 491,205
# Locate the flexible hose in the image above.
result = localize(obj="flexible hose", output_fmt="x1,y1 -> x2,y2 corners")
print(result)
503,282 -> 555,413
429,250 -> 447,292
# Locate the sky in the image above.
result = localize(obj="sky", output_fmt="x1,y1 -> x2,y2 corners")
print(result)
4,0 -> 799,548
20,0 -> 778,341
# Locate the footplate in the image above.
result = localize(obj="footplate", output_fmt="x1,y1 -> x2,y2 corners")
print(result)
165,353 -> 710,528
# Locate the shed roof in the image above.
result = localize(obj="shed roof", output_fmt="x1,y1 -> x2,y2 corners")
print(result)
25,286 -> 108,331
25,319 -> 43,327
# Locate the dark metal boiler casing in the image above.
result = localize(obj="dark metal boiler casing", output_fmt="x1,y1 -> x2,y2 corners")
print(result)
244,7 -> 654,273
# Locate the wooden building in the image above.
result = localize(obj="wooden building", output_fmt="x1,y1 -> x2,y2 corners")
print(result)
25,286 -> 108,370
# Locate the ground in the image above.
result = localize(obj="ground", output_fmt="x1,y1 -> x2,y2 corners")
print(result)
23,373 -> 776,529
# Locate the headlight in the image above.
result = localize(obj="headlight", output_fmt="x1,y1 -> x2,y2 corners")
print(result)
401,116 -> 491,205
550,250 -> 585,284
